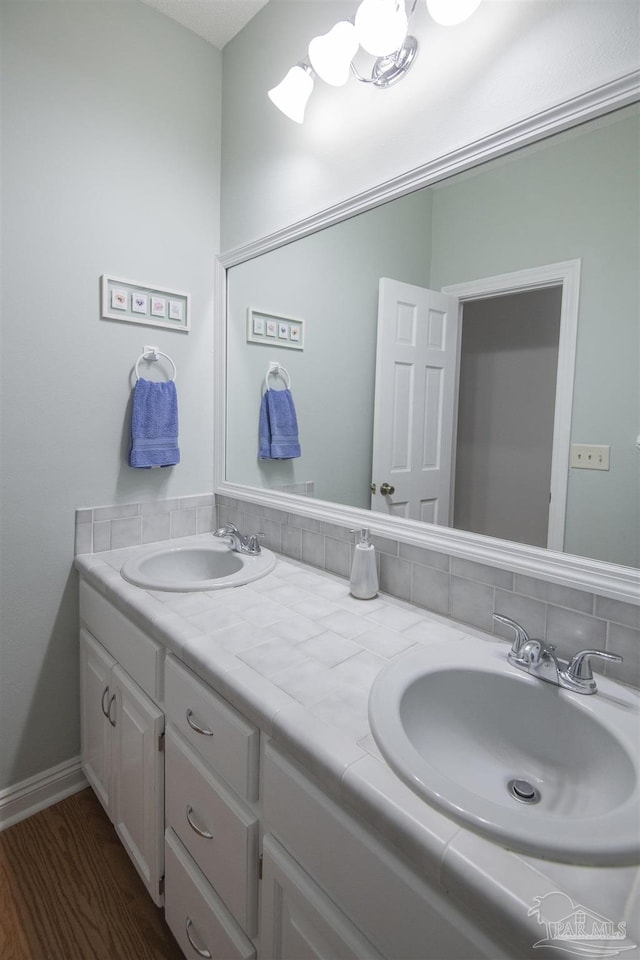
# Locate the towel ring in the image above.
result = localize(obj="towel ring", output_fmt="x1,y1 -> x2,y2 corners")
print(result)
135,348 -> 177,382
265,361 -> 291,392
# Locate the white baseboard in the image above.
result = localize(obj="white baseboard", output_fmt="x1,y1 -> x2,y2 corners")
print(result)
0,756 -> 87,832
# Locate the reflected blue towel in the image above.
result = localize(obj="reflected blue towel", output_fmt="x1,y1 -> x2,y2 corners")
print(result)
129,378 -> 180,468
259,388 -> 301,460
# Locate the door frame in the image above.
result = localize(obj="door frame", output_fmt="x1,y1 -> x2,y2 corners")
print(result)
442,259 -> 581,553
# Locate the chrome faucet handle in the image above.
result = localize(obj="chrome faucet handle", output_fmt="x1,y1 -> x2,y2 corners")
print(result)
246,532 -> 265,555
563,649 -> 623,694
493,614 -> 530,659
215,521 -> 239,534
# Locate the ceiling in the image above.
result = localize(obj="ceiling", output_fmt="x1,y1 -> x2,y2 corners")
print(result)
139,0 -> 270,49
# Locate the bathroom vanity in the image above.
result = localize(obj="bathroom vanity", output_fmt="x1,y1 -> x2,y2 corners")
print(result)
75,535 -> 640,960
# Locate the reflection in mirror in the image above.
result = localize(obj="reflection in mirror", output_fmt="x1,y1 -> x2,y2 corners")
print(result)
226,105 -> 639,569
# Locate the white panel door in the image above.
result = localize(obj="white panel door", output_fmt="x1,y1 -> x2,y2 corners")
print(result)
371,279 -> 460,524
79,628 -> 115,817
111,663 -> 165,905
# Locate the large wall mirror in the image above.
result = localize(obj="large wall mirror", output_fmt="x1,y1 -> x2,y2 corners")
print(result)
220,89 -> 639,593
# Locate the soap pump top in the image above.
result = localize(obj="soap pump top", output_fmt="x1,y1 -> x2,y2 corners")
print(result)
349,528 -> 378,600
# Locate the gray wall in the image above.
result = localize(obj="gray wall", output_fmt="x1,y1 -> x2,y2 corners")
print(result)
226,190 -> 433,507
0,1 -> 221,791
221,0 -> 640,249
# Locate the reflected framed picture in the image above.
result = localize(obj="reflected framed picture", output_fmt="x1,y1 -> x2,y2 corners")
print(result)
247,308 -> 304,350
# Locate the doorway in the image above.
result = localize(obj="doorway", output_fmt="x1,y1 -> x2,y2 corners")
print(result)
453,287 -> 562,548
443,259 -> 581,552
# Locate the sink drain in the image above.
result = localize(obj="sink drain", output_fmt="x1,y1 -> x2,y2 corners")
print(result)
508,778 -> 540,804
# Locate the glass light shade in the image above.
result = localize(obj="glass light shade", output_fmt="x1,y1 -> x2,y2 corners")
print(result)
354,0 -> 408,57
268,65 -> 314,123
308,21 -> 359,86
426,0 -> 482,26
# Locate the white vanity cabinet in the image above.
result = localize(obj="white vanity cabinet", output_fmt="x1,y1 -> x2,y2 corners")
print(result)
163,654 -> 260,960
79,582 -> 165,906
261,743 -> 512,960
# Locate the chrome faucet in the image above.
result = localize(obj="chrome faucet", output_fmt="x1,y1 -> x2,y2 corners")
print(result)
493,614 -> 622,695
213,522 -> 265,556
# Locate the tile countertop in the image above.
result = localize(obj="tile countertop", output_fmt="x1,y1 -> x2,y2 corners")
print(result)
75,535 -> 640,960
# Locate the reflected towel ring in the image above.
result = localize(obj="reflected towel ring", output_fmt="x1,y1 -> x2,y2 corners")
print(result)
265,361 -> 291,392
135,348 -> 177,382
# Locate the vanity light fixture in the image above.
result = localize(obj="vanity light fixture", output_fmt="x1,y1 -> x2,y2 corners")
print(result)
308,21 -> 360,86
426,0 -> 482,26
268,0 -> 482,122
267,63 -> 315,123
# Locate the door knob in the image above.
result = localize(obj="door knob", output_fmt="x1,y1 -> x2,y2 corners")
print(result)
380,482 -> 395,496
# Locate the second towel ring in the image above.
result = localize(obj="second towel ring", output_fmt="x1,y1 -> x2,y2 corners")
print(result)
135,348 -> 177,382
265,361 -> 291,392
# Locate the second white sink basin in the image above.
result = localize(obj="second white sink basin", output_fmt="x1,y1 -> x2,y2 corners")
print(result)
121,540 -> 276,591
369,637 -> 640,865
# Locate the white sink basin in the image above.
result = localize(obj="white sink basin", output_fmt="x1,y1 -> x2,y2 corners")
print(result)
369,637 -> 640,865
121,541 -> 276,591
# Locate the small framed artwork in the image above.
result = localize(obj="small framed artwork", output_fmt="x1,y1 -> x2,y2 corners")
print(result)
247,309 -> 304,350
168,299 -> 184,322
150,296 -> 166,318
100,275 -> 190,332
131,293 -> 148,314
111,288 -> 128,310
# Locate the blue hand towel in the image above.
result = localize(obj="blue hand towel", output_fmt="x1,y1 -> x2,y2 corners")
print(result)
259,387 -> 301,460
129,378 -> 180,468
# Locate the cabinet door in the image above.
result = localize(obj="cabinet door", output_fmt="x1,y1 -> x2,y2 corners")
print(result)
111,663 -> 165,906
261,836 -> 383,960
79,628 -> 115,816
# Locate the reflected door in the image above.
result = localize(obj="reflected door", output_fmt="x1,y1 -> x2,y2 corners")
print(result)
371,278 -> 460,523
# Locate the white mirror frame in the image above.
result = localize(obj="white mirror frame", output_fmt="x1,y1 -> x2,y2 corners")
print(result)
214,70 -> 640,604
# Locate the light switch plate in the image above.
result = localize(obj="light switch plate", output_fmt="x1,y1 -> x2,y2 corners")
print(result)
570,443 -> 610,470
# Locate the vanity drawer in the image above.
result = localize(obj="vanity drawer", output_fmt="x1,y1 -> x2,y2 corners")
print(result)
165,654 -> 259,801
165,726 -> 259,935
165,828 -> 255,960
79,580 -> 162,700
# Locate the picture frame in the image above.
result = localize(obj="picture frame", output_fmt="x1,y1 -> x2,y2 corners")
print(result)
100,275 -> 190,332
247,309 -> 304,350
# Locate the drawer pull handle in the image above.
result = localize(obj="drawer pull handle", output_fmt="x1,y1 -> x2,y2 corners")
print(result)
185,918 -> 212,958
185,804 -> 213,840
186,709 -> 213,737
101,686 -> 110,718
107,693 -> 117,728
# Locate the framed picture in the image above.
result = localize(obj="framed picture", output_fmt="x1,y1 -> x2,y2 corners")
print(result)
247,309 -> 304,350
150,297 -> 166,318
131,293 -> 148,314
100,275 -> 190,332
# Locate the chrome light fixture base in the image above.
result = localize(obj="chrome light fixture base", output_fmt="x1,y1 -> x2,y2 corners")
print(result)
371,35 -> 418,87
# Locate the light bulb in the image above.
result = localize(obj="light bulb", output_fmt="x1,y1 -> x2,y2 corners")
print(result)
268,65 -> 314,124
354,0 -> 408,57
308,21 -> 359,86
426,0 -> 482,26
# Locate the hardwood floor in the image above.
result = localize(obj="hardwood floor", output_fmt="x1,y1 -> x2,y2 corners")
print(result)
0,788 -> 183,960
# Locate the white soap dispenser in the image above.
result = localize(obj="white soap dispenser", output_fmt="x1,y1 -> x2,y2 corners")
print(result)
349,528 -> 379,600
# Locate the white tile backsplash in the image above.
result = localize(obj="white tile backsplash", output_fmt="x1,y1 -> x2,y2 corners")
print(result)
74,492 -> 640,689
215,493 -> 640,689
